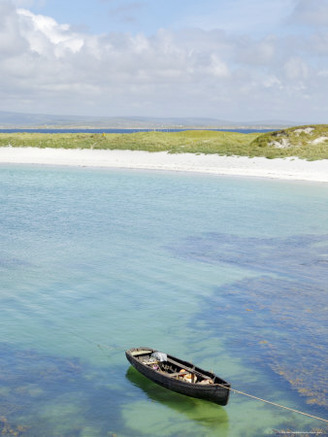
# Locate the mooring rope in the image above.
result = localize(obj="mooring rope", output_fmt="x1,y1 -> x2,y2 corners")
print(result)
64,332 -> 328,425
220,383 -> 328,424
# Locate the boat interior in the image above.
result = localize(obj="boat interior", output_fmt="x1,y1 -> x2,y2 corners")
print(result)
131,349 -> 215,385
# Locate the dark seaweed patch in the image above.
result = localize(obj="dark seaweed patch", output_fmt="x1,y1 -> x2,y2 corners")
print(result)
0,256 -> 32,269
200,276 -> 328,409
170,233 -> 328,285
0,343 -> 126,436
171,233 -> 328,409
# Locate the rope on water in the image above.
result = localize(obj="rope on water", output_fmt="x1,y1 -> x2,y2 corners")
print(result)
220,383 -> 328,424
66,330 -> 124,356
65,333 -> 328,425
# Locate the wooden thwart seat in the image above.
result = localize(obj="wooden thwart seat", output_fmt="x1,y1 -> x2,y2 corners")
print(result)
169,371 -> 189,377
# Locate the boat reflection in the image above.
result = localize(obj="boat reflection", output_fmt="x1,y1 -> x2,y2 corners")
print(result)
126,366 -> 229,434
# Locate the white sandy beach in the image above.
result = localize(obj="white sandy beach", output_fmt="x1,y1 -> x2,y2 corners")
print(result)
0,146 -> 328,182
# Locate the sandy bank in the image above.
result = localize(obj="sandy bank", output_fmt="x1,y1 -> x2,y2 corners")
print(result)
1,147 -> 328,182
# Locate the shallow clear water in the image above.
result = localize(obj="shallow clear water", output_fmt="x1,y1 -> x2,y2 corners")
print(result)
1,164 -> 328,436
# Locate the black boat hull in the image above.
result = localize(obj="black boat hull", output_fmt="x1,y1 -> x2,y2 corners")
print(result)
126,347 -> 230,406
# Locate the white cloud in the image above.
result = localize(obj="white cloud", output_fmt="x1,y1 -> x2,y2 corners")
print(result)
283,56 -> 309,81
309,32 -> 328,55
18,8 -> 84,56
318,69 -> 328,77
235,36 -> 277,66
0,0 -> 328,122
263,75 -> 282,89
291,0 -> 328,27
208,54 -> 230,78
0,1 -> 27,56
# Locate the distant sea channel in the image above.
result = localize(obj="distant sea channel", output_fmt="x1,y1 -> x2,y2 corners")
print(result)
0,128 -> 274,134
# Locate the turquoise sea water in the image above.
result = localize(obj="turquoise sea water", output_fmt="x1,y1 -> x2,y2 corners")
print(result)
1,164 -> 328,436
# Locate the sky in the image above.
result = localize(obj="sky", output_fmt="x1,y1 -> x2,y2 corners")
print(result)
1,0 -> 328,122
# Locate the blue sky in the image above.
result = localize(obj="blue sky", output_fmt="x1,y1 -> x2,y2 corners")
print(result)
12,0 -> 298,37
13,0 -> 296,36
2,0 -> 328,122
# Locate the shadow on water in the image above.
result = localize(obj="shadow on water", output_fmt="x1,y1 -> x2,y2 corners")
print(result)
170,233 -> 328,412
0,343 -> 127,436
125,366 -> 229,434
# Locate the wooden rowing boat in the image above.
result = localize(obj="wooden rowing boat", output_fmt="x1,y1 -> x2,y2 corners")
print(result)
125,347 -> 230,406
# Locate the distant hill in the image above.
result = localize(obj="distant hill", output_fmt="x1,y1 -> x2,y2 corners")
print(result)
0,111 -> 299,129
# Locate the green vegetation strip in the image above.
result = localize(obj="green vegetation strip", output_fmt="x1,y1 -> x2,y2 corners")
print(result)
1,125 -> 328,160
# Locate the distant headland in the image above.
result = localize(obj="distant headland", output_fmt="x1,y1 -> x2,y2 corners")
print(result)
0,110 -> 300,130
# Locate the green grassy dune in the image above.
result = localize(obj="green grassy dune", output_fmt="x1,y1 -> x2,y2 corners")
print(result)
250,124 -> 328,160
0,124 -> 328,160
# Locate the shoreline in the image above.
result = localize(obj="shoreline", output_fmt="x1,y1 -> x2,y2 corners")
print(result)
1,147 -> 328,182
